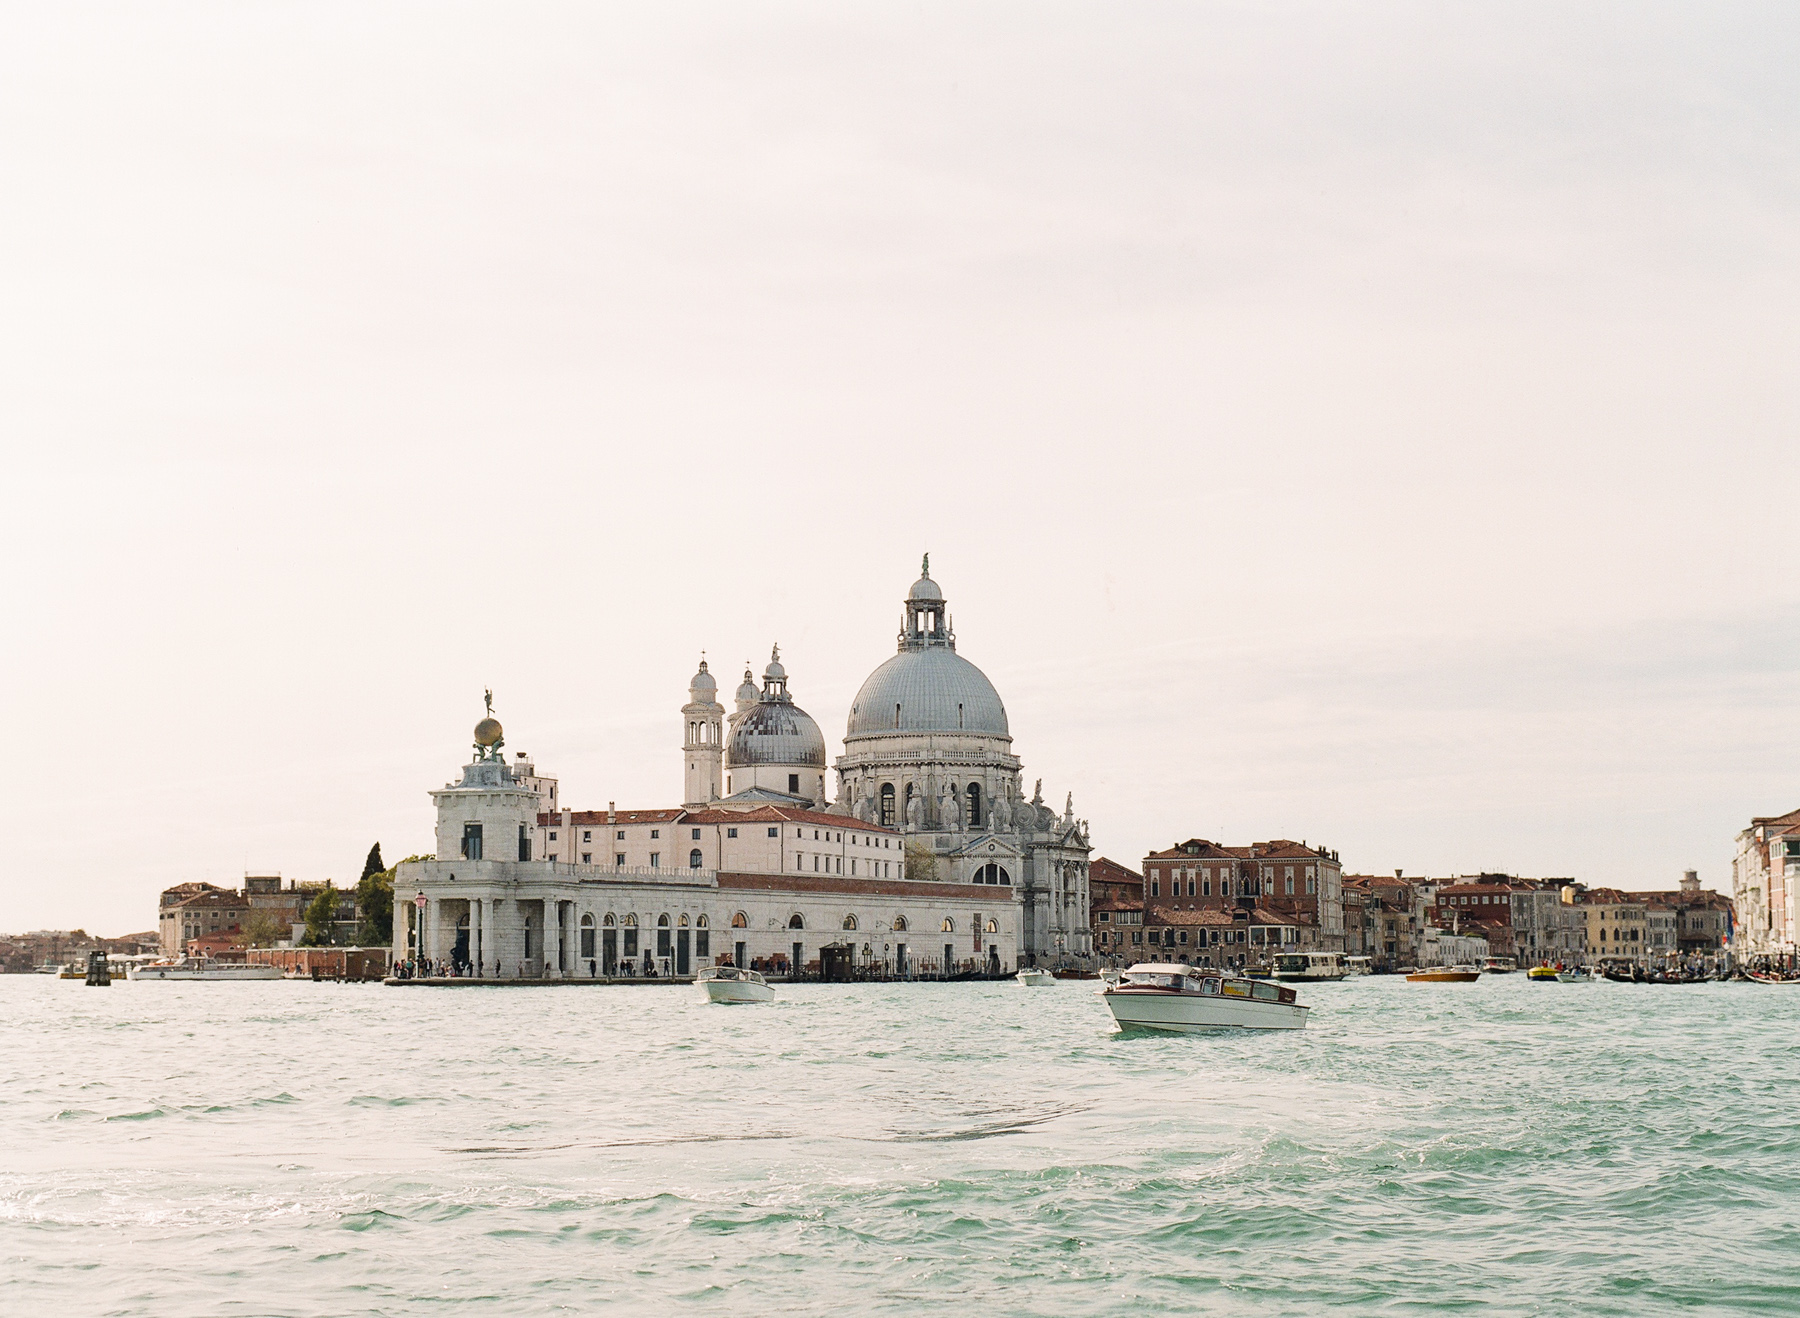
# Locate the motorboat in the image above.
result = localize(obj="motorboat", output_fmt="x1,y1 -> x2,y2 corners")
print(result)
1525,964 -> 1559,982
1272,952 -> 1347,982
1343,956 -> 1373,976
126,957 -> 282,981
1406,965 -> 1482,983
1557,969 -> 1591,982
697,965 -> 775,1003
1102,962 -> 1308,1032
1015,967 -> 1056,987
1482,956 -> 1518,974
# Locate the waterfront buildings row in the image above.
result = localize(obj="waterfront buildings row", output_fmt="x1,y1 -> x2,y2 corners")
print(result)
393,565 -> 1093,979
156,875 -> 358,957
1732,806 -> 1799,960
1086,856 -> 1732,971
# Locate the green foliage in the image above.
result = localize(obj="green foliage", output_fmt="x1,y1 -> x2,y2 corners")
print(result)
241,909 -> 287,948
355,866 -> 395,946
903,843 -> 940,883
360,842 -> 385,883
303,884 -> 338,946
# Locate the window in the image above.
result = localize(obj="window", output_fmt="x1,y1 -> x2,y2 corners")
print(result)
789,774 -> 800,794
789,913 -> 805,930
650,829 -> 659,839
731,912 -> 747,928
880,783 -> 895,826
461,822 -> 484,860
649,852 -> 660,868
615,854 -> 625,866
1285,877 -> 1294,895
966,782 -> 982,827
942,917 -> 955,933
892,915 -> 908,931
549,831 -> 558,841
1203,879 -> 1211,896
768,827 -> 779,838
616,830 -> 625,840
689,849 -> 703,869
986,918 -> 998,934
843,914 -> 858,931
581,853 -> 591,864
582,831 -> 591,842
1307,877 -> 1317,895
1151,877 -> 1159,898
727,827 -> 737,838
691,828 -> 701,840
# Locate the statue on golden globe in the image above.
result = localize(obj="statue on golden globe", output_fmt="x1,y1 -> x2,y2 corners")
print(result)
473,690 -> 504,761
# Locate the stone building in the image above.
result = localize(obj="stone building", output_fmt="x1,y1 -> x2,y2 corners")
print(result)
1732,808 -> 1799,960
1141,838 -> 1345,951
392,561 -> 1092,977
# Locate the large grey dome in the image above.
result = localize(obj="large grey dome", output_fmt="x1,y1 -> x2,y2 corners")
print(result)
846,647 -> 1009,738
728,700 -> 827,766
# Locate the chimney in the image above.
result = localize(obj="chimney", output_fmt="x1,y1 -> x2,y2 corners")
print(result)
607,801 -> 617,825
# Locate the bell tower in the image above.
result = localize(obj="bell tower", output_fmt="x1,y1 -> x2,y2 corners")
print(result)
682,658 -> 725,807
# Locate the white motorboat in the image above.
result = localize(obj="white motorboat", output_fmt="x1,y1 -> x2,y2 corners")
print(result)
125,957 -> 282,982
1015,967 -> 1056,987
697,965 -> 775,1003
1102,962 -> 1309,1032
1272,952 -> 1348,982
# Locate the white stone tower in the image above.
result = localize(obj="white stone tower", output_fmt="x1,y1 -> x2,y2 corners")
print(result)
682,658 -> 726,807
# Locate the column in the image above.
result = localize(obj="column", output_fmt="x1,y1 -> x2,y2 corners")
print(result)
423,898 -> 439,972
472,897 -> 485,976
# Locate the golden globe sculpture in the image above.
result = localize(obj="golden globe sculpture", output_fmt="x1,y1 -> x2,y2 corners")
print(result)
474,717 -> 504,748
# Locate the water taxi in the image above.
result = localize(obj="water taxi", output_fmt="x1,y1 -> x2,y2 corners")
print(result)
1101,963 -> 1309,1032
1272,951 -> 1348,982
1525,964 -> 1559,982
697,965 -> 775,1003
1015,967 -> 1056,987
1344,956 -> 1373,976
126,957 -> 283,982
1406,965 -> 1482,983
1482,956 -> 1518,974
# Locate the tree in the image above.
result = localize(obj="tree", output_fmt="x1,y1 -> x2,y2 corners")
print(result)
241,909 -> 288,948
360,842 -> 384,883
355,866 -> 395,946
903,843 -> 940,883
303,884 -> 339,946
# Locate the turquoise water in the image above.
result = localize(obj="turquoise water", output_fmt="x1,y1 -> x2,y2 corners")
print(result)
3,974 -> 1797,1316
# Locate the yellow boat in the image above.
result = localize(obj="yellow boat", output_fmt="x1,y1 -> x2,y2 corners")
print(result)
1525,964 -> 1560,982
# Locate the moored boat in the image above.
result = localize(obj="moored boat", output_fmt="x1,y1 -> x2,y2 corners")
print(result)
697,965 -> 775,1003
126,957 -> 282,982
1272,952 -> 1347,982
1102,962 -> 1308,1032
1525,964 -> 1559,982
1015,967 -> 1056,987
1407,965 -> 1482,983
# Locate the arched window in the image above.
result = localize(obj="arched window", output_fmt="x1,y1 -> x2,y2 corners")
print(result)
788,913 -> 805,930
603,912 -> 616,927
842,914 -> 858,931
731,911 -> 748,928
942,917 -> 955,933
986,918 -> 998,934
623,914 -> 637,927
975,863 -> 1010,886
580,913 -> 594,927
892,915 -> 908,931
657,914 -> 670,927
966,782 -> 982,828
696,914 -> 709,929
689,849 -> 703,869
879,783 -> 895,826
678,913 -> 689,928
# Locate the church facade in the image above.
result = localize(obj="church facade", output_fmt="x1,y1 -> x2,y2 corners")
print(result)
391,563 -> 1091,977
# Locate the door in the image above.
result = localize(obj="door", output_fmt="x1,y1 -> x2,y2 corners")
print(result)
676,929 -> 691,976
602,928 -> 617,976
792,941 -> 804,979
944,943 -> 955,977
896,942 -> 907,977
734,940 -> 746,969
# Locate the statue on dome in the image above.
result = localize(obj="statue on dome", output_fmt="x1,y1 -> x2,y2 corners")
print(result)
940,782 -> 962,831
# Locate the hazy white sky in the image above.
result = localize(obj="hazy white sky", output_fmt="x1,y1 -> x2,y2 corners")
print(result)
4,2 -> 1797,932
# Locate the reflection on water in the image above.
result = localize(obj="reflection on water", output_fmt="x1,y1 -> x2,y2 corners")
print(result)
3,977 -> 1798,1315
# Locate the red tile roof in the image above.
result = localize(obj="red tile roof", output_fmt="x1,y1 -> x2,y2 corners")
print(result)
1090,856 -> 1143,885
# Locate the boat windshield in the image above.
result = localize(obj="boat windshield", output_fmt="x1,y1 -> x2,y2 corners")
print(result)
1120,972 -> 1186,990
1275,955 -> 1307,971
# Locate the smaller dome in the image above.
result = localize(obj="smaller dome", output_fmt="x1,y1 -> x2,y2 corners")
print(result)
689,659 -> 716,694
727,701 -> 827,768
764,643 -> 786,681
474,717 -> 504,747
908,574 -> 944,603
734,667 -> 759,704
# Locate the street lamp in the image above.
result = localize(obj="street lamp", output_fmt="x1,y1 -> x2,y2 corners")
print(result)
413,892 -> 426,975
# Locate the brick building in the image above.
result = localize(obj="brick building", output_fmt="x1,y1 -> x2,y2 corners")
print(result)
1142,838 -> 1345,952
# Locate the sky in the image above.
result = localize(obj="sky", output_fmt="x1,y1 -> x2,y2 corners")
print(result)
3,2 -> 1797,933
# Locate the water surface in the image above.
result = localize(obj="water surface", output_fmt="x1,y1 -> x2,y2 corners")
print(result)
4,974 -> 1796,1316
